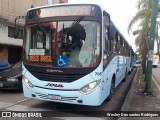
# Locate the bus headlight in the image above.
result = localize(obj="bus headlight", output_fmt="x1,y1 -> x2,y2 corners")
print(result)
23,76 -> 34,88
80,80 -> 101,93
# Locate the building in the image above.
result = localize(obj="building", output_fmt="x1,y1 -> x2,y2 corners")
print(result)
0,0 -> 49,64
0,0 -> 69,64
52,0 -> 68,4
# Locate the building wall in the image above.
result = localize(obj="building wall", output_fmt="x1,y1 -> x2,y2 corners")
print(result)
0,22 -> 23,63
0,0 -> 69,62
53,0 -> 60,4
0,23 -> 22,46
52,0 -> 68,4
0,0 -> 48,25
0,0 -> 48,62
0,45 -> 8,60
59,0 -> 68,3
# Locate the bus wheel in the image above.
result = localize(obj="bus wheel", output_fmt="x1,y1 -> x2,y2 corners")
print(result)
106,77 -> 115,101
128,69 -> 131,74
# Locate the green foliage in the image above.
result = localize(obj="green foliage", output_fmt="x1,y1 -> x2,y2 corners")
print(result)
127,0 -> 160,74
128,0 -> 160,56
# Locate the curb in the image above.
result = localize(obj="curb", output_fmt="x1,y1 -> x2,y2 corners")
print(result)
118,67 -> 139,120
152,75 -> 160,92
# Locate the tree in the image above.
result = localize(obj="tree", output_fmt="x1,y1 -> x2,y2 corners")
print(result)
128,0 -> 160,73
155,21 -> 160,58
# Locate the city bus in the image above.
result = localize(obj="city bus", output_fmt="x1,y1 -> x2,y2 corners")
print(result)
15,3 -> 133,106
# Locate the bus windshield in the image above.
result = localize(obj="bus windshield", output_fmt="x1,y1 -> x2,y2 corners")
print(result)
25,20 -> 100,68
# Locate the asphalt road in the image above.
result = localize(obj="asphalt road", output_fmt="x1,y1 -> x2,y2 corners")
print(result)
0,69 -> 137,119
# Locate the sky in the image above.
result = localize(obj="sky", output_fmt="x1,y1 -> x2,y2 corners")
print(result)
68,0 -> 139,52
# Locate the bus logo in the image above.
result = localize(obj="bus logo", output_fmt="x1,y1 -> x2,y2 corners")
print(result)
45,83 -> 64,88
46,69 -> 63,73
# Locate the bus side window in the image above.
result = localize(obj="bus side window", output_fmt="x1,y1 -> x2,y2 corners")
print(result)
110,35 -> 114,52
119,36 -> 125,55
117,34 -> 120,53
103,26 -> 107,65
103,14 -> 110,66
114,31 -> 119,53
108,25 -> 114,53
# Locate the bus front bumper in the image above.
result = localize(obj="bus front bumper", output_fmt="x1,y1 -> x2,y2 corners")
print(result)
23,84 -> 102,106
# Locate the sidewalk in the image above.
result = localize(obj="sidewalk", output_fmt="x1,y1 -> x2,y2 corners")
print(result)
118,67 -> 160,120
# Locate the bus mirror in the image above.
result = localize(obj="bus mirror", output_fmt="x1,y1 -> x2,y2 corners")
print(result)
108,25 -> 116,40
14,25 -> 19,39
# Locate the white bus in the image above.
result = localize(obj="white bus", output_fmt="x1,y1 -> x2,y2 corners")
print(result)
15,4 -> 133,106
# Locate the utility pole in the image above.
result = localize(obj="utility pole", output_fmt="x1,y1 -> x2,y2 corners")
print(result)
144,0 -> 159,95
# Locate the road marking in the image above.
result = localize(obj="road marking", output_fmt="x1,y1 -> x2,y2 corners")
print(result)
0,101 -> 48,111
0,98 -> 31,110
0,102 -> 13,109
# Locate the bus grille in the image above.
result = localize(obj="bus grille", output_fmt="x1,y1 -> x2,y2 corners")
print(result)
35,92 -> 78,102
29,71 -> 85,83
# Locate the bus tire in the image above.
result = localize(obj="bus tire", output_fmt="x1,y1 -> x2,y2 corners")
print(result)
128,69 -> 131,74
106,75 -> 115,101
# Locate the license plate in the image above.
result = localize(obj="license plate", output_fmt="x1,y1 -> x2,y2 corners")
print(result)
0,83 -> 3,88
48,94 -> 61,100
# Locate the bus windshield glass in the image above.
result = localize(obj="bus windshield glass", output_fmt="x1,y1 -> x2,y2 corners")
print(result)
25,21 -> 100,68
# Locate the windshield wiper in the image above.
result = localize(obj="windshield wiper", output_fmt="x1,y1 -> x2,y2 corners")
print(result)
72,16 -> 84,25
60,16 -> 84,38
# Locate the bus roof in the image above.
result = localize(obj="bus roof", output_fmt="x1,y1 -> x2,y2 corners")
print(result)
27,3 -> 104,12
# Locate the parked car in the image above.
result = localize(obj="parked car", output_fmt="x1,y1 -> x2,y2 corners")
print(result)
134,60 -> 142,67
152,55 -> 159,68
0,61 -> 22,91
0,60 -> 10,72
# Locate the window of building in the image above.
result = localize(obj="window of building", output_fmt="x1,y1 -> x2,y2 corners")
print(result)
0,46 -> 3,52
59,0 -> 68,3
8,26 -> 23,39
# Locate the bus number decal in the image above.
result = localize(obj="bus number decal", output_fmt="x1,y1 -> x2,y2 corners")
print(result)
41,56 -> 52,62
30,55 -> 39,62
30,55 -> 52,62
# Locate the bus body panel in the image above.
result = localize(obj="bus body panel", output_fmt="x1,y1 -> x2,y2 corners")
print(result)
23,63 -> 104,106
22,55 -> 130,106
100,55 -> 131,102
101,56 -> 117,101
115,56 -> 129,87
23,84 -> 102,106
22,63 -> 103,90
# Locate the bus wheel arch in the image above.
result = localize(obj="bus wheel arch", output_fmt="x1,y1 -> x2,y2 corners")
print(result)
106,74 -> 115,101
